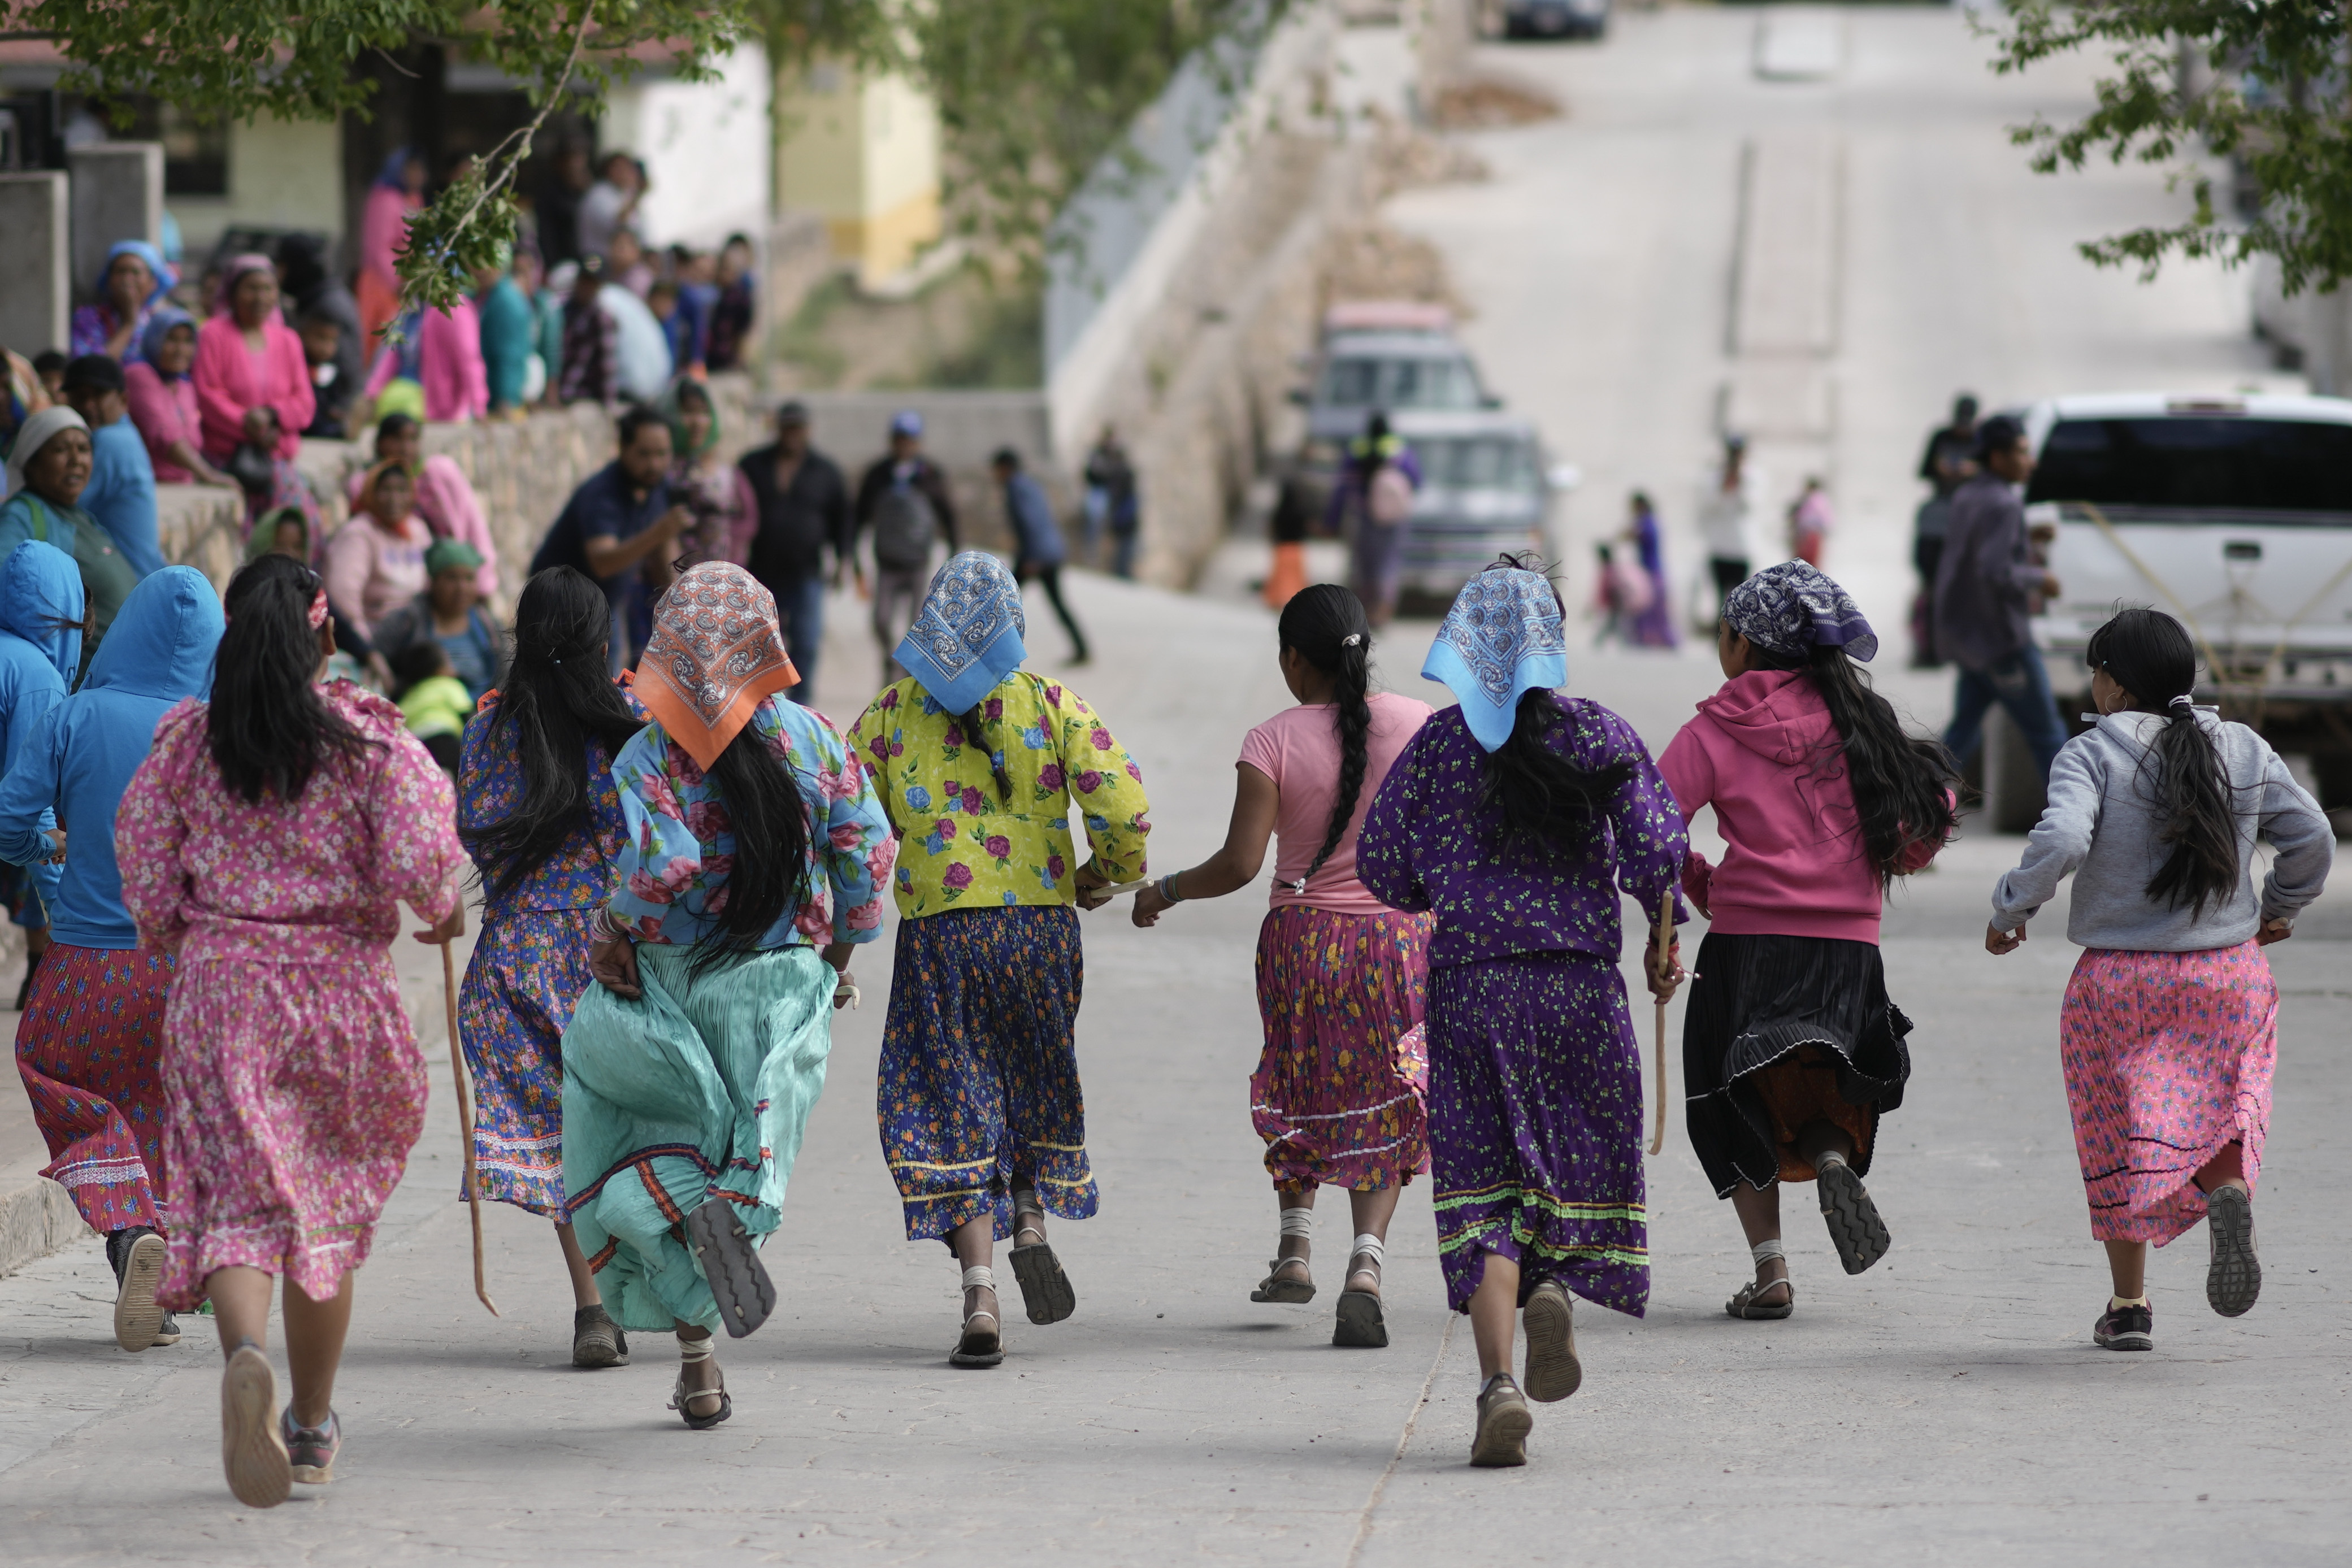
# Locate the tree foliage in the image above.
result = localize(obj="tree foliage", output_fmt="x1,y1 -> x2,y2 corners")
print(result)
1995,0 -> 2352,297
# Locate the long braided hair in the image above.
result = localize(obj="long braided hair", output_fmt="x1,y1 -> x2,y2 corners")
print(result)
2087,607 -> 2241,915
1279,584 -> 1375,891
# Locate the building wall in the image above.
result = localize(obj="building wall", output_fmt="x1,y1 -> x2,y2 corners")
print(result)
168,115 -> 343,256
603,46 -> 773,252
775,61 -> 940,288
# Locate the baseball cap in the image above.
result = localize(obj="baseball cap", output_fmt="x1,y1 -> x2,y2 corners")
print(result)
889,410 -> 923,438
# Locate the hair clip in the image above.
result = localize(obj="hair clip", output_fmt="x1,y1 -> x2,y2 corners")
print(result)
1341,633 -> 1363,648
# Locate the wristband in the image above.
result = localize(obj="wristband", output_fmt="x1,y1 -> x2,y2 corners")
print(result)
1158,872 -> 1184,905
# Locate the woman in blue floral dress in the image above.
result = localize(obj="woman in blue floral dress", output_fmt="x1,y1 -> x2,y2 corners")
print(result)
455,565 -> 648,1369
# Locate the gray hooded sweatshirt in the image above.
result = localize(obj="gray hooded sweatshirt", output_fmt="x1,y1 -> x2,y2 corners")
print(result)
1992,710 -> 2332,951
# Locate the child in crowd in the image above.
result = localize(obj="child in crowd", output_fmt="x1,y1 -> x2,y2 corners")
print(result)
1659,562 -> 1956,1320
390,642 -> 472,774
1989,607 -> 2331,1350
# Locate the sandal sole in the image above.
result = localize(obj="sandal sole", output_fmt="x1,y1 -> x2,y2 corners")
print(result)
2206,1186 -> 2262,1318
1251,1278 -> 1317,1305
678,1394 -> 732,1430
1818,1162 -> 1891,1275
1470,1399 -> 1533,1467
1009,1241 -> 1077,1326
114,1231 -> 166,1354
1725,1289 -> 1794,1321
1332,1289 -> 1387,1348
687,1202 -> 776,1339
1521,1285 -> 1582,1402
221,1348 -> 290,1509
949,1341 -> 1005,1368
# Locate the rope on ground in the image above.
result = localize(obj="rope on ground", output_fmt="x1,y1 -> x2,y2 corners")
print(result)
1343,1313 -> 1456,1568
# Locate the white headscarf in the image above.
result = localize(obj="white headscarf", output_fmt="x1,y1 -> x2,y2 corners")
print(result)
3,406 -> 89,501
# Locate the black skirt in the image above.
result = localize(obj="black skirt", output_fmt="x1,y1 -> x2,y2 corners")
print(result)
1681,931 -> 1912,1197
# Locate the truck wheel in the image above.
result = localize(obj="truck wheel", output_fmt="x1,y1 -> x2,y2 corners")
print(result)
2312,752 -> 2352,818
1981,708 -> 2047,835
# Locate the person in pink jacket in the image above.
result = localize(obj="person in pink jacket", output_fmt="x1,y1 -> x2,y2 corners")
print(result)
1657,562 -> 1956,1322
352,414 -> 500,602
323,462 -> 430,643
359,296 -> 489,425
192,257 -> 314,465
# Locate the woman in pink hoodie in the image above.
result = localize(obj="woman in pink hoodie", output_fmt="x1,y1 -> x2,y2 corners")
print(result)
1658,562 -> 1956,1319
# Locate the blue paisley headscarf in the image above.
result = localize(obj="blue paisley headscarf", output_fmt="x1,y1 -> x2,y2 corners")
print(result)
1422,564 -> 1566,752
1721,561 -> 1877,663
897,551 -> 1028,713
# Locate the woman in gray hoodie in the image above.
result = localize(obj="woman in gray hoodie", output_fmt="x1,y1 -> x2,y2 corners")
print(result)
1988,608 -> 2331,1353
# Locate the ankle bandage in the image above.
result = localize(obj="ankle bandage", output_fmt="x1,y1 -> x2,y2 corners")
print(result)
1750,1240 -> 1786,1265
1278,1207 -> 1315,1239
1352,1233 -> 1385,1269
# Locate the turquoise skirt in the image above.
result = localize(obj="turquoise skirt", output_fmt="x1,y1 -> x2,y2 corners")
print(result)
561,942 -> 835,1331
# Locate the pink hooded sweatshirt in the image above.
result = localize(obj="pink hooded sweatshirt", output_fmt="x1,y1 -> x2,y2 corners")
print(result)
1657,668 -> 1926,945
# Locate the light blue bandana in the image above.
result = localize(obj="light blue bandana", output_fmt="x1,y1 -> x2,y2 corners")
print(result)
896,551 -> 1028,713
1422,566 -> 1566,752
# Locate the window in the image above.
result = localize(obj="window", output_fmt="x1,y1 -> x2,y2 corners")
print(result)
2028,417 -> 2352,520
1317,353 -> 1485,411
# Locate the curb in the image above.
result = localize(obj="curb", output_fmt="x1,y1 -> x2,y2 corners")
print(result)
0,1173 -> 86,1278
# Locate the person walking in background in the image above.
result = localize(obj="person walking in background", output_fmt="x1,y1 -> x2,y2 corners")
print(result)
564,563 -> 891,1427
3,567 -> 220,1354
1355,557 -> 1687,1469
1697,433 -> 1760,606
995,448 -> 1089,666
1620,491 -> 1677,649
530,407 -> 689,674
1911,394 -> 1978,667
847,553 -> 1151,1370
1660,563 -> 1956,1322
1264,471 -> 1314,611
0,540 -> 81,1009
358,149 -> 428,353
1787,476 -> 1832,568
455,566 -> 648,1371
123,314 -> 236,489
1082,424 -> 1140,580
116,553 -> 467,1508
741,399 -> 851,702
1934,414 -> 2068,784
1330,412 -> 1420,629
1130,585 -> 1433,1348
856,411 -> 958,683
69,242 -> 175,364
61,355 -> 164,580
1988,607 -> 2332,1352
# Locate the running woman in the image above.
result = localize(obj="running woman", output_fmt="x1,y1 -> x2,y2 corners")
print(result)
1988,607 -> 2331,1350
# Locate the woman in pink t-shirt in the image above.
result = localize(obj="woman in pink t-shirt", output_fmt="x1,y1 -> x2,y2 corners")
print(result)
1132,584 -> 1433,1348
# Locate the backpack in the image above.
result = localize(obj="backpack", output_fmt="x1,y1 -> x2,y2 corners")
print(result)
1366,464 -> 1414,526
873,481 -> 939,571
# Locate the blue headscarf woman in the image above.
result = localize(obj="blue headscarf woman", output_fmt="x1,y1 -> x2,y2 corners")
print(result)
70,241 -> 177,364
1356,554 -> 1689,1469
0,538 -> 83,1006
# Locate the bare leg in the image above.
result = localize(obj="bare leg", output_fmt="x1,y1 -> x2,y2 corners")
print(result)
1728,1182 -> 1790,1305
2104,1240 -> 2148,1300
281,1276 -> 354,1427
1345,1185 -> 1401,1296
950,1213 -> 999,1331
1468,1251 -> 1521,1379
556,1221 -> 602,1309
206,1265 -> 274,1356
2195,1141 -> 2246,1194
1795,1120 -> 1856,1168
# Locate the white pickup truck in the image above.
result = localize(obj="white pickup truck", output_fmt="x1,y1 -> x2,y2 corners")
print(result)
1977,391 -> 2352,829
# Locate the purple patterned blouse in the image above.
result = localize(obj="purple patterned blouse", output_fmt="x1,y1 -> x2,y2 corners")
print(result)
1355,699 -> 1687,968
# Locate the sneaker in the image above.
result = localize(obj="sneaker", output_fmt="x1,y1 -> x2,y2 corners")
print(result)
572,1304 -> 630,1368
1470,1374 -> 1534,1468
2205,1184 -> 2262,1318
110,1228 -> 167,1353
1520,1282 -> 1582,1402
220,1343 -> 290,1509
152,1311 -> 182,1347
2093,1299 -> 2154,1352
282,1407 -> 340,1484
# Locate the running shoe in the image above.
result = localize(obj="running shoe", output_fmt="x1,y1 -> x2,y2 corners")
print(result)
1520,1282 -> 1582,1402
1470,1374 -> 1533,1468
152,1311 -> 182,1347
572,1304 -> 630,1367
2205,1184 -> 2262,1318
110,1228 -> 167,1353
2093,1300 -> 2154,1352
220,1343 -> 291,1508
283,1407 -> 340,1484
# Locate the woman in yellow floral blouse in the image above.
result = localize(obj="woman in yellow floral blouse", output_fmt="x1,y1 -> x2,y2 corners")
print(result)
847,552 -> 1150,1369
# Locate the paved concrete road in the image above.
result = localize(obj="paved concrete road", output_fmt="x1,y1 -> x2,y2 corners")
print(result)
5,10 -> 2347,1565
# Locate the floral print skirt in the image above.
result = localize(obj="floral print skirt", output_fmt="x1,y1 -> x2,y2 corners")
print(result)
2060,940 -> 2275,1245
1251,905 -> 1432,1192
14,944 -> 175,1233
1426,951 -> 1648,1318
458,908 -> 595,1218
878,904 -> 1096,1243
156,951 -> 427,1310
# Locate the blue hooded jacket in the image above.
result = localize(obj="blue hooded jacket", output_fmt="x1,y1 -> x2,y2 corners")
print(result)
0,566 -> 219,948
0,541 -> 85,922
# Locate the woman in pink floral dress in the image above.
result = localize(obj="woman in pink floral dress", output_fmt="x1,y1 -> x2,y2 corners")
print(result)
115,553 -> 466,1510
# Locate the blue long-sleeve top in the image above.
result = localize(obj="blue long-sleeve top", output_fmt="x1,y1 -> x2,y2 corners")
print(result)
0,541 -> 86,922
0,566 -> 220,947
81,416 -> 166,579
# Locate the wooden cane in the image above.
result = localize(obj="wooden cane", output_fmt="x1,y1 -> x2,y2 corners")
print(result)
441,937 -> 500,1317
1647,890 -> 1673,1156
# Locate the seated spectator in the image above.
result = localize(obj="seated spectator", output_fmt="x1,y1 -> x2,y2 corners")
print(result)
369,537 -> 509,705
32,352 -> 67,406
68,241 -> 175,364
122,312 -> 233,487
277,232 -> 364,390
556,257 -> 618,407
390,641 -> 473,774
0,408 -> 137,655
361,290 -> 488,425
649,279 -> 693,376
298,307 -> 354,439
192,255 -> 314,466
705,233 -> 756,372
358,414 -> 499,601
59,355 -> 163,579
323,460 -> 428,643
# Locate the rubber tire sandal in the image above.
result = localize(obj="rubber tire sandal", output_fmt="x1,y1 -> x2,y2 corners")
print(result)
1816,1155 -> 1891,1275
671,1336 -> 731,1430
1725,1278 -> 1794,1320
951,1265 -> 1005,1369
114,1229 -> 167,1354
1521,1282 -> 1582,1402
1252,1255 -> 1316,1305
2205,1184 -> 2261,1318
687,1200 -> 776,1339
221,1341 -> 292,1509
572,1304 -> 630,1368
1008,1193 -> 1077,1326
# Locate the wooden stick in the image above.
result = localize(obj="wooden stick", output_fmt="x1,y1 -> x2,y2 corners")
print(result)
1647,890 -> 1673,1156
441,937 -> 499,1317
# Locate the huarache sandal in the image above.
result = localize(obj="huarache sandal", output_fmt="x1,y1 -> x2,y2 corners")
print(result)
1252,1255 -> 1317,1305
951,1265 -> 1005,1368
2205,1183 -> 2262,1318
283,1406 -> 340,1484
1008,1190 -> 1077,1326
572,1304 -> 630,1367
1816,1152 -> 1891,1275
220,1340 -> 291,1509
686,1198 -> 776,1339
670,1332 -> 732,1429
110,1227 -> 167,1354
1470,1373 -> 1533,1468
1726,1239 -> 1795,1320
1521,1282 -> 1582,1402
1331,1235 -> 1387,1348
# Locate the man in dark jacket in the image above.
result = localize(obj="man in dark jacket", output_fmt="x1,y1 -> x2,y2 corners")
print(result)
531,406 -> 688,673
740,399 -> 850,702
1933,414 -> 2068,780
854,410 -> 960,682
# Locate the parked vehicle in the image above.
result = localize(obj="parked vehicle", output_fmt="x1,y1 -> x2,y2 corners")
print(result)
1389,409 -> 1577,613
1495,0 -> 1611,41
1293,303 -> 1496,510
1976,390 -> 2352,829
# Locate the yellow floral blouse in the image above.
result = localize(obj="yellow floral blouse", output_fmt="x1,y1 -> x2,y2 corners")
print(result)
848,671 -> 1151,919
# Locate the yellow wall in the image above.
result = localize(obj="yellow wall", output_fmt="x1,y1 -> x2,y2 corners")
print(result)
167,116 -> 343,253
776,62 -> 940,288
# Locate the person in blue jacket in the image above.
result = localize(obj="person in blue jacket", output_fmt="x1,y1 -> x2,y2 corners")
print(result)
0,540 -> 83,1007
2,565 -> 221,1354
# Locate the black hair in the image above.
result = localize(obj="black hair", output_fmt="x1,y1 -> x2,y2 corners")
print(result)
673,380 -> 711,412
32,350 -> 65,375
1975,414 -> 2025,461
617,405 -> 667,451
62,354 -> 124,393
1953,393 -> 1980,422
991,446 -> 1023,471
956,698 -> 1015,803
376,411 -> 420,444
1475,555 -> 1633,851
1362,411 -> 1391,475
388,641 -> 447,693
1743,637 -> 1960,887
277,233 -> 331,301
209,554 -> 376,803
2085,607 -> 2240,915
296,304 -> 344,332
465,567 -> 647,900
1277,584 -> 1374,889
690,718 -> 815,978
